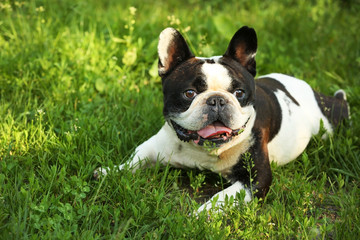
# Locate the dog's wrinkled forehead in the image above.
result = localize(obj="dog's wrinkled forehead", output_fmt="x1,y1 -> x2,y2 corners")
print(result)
198,58 -> 232,91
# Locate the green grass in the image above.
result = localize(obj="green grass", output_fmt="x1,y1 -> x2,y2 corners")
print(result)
1,0 -> 359,239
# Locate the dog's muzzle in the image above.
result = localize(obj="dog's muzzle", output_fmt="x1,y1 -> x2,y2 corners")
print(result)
171,118 -> 249,147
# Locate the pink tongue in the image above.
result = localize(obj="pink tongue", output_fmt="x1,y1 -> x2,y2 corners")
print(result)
197,122 -> 232,138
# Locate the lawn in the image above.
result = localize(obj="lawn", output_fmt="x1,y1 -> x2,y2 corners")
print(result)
0,0 -> 359,239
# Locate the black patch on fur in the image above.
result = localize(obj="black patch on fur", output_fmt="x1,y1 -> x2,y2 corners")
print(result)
228,128 -> 272,200
252,80 -> 281,141
252,77 -> 301,141
257,77 -> 299,106
313,90 -> 349,127
162,58 -> 206,116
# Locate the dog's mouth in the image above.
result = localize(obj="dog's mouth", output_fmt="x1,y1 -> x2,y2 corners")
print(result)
171,119 -> 249,147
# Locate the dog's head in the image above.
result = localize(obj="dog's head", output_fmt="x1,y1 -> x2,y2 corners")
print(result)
158,26 -> 257,148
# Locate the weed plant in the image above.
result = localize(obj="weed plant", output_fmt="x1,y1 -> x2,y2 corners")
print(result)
0,0 -> 359,239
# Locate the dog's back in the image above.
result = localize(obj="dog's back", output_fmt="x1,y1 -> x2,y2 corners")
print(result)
255,73 -> 349,165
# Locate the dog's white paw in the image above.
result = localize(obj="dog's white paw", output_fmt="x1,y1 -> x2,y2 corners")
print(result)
196,182 -> 253,214
93,167 -> 109,180
197,198 -> 223,214
197,203 -> 213,214
93,164 -> 127,180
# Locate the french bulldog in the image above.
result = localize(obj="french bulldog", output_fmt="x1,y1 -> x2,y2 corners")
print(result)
95,26 -> 349,212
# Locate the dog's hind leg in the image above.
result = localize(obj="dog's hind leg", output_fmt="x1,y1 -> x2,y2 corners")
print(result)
313,89 -> 350,128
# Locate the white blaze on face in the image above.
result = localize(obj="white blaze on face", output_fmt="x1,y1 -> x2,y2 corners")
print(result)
201,63 -> 232,91
201,62 -> 254,119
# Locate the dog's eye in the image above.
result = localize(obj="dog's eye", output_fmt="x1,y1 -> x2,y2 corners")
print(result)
184,90 -> 197,99
234,89 -> 246,100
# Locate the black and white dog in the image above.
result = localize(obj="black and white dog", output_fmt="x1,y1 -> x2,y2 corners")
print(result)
95,26 -> 349,212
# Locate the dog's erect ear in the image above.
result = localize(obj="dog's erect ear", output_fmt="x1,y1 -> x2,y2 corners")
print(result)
158,28 -> 194,77
224,26 -> 257,76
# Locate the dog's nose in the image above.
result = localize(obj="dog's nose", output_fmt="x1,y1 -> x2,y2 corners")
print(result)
206,96 -> 226,108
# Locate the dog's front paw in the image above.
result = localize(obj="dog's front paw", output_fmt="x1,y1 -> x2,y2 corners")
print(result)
93,167 -> 109,180
197,199 -> 222,214
93,164 -> 127,180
